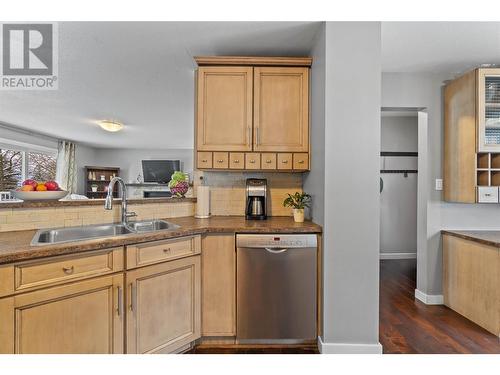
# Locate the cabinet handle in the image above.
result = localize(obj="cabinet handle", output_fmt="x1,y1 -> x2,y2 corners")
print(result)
217,159 -> 224,163
117,286 -> 123,317
129,283 -> 136,312
485,193 -> 492,197
201,159 -> 207,163
233,159 -> 240,164
62,266 -> 74,275
248,126 -> 252,145
298,160 -> 305,164
282,160 -> 289,164
163,247 -> 171,254
249,159 -> 256,164
266,159 -> 272,164
256,127 -> 260,146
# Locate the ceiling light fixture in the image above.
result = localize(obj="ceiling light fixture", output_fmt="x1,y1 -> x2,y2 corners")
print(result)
98,120 -> 124,132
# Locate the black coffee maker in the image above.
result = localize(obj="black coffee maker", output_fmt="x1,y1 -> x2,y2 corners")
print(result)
245,178 -> 267,220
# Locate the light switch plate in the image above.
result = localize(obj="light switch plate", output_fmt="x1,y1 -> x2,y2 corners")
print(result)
435,179 -> 443,191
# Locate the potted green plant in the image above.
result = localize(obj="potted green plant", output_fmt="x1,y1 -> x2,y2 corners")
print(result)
283,192 -> 311,223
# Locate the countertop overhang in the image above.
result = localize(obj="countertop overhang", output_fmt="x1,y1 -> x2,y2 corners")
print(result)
442,229 -> 500,248
0,216 -> 322,264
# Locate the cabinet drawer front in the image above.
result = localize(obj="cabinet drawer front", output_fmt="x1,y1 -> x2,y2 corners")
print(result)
127,235 -> 201,269
277,153 -> 293,170
197,152 -> 213,169
213,152 -> 229,169
261,153 -> 277,170
13,248 -> 123,293
477,186 -> 499,203
229,153 -> 244,169
293,153 -> 309,170
245,153 -> 261,170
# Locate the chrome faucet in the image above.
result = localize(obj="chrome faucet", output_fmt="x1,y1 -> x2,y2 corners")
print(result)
104,177 -> 137,226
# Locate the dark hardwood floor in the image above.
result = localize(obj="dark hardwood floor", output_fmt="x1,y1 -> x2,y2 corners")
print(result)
380,259 -> 500,354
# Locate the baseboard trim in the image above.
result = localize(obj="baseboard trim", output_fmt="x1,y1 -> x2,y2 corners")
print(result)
317,336 -> 383,354
415,289 -> 444,305
380,252 -> 417,260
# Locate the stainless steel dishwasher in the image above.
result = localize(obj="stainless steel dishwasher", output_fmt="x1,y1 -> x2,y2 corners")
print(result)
236,234 -> 317,344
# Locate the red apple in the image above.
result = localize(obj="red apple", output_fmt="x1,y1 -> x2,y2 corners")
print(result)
22,179 -> 38,189
45,181 -> 59,191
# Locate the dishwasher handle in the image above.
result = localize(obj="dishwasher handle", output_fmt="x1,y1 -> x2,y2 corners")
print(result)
264,247 -> 288,254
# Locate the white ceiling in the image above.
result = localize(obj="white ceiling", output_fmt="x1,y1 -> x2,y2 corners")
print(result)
0,22 -> 321,149
3,21 -> 500,149
382,22 -> 500,73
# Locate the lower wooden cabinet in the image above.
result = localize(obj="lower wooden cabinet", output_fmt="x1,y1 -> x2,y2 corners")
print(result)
443,234 -> 500,336
0,274 -> 124,354
126,255 -> 201,353
201,234 -> 236,336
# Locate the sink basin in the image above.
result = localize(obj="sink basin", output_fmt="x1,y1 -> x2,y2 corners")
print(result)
31,220 -> 180,246
128,220 -> 180,232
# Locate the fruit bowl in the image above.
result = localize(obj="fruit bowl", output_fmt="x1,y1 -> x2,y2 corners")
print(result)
11,190 -> 69,201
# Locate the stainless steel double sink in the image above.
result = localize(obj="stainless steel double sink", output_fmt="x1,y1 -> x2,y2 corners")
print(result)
31,220 -> 180,246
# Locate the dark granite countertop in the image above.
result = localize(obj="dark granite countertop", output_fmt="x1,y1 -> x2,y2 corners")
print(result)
442,230 -> 500,248
0,197 -> 196,209
0,216 -> 322,264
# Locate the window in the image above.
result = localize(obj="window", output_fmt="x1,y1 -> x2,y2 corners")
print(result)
0,147 -> 57,191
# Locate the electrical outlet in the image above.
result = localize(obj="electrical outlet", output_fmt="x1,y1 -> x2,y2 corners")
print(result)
435,179 -> 443,191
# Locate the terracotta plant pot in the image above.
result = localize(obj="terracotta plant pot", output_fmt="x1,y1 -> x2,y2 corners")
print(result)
293,208 -> 305,223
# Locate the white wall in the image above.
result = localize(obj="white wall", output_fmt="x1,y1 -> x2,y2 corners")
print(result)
318,22 -> 382,354
381,116 -> 417,152
380,116 -> 418,255
304,23 -> 325,226
92,148 -> 193,183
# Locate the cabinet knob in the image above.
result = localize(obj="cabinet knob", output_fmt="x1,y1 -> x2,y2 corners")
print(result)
62,266 -> 74,275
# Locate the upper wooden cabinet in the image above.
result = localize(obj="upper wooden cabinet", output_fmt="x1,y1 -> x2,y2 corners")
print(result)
444,68 -> 500,203
253,67 -> 309,152
195,56 -> 311,171
196,66 -> 253,151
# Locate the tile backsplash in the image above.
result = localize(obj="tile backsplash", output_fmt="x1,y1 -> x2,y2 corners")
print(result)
194,171 -> 303,216
0,201 -> 195,233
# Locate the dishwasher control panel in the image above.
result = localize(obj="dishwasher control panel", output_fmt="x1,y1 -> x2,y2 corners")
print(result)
236,234 -> 317,249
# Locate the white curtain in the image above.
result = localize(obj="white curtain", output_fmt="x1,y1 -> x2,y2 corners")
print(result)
56,141 -> 77,193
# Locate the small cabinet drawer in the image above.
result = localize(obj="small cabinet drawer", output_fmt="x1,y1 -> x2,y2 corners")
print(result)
197,152 -> 213,169
293,153 -> 309,170
0,247 -> 124,296
229,153 -> 244,169
477,186 -> 499,203
126,235 -> 201,269
261,153 -> 276,170
245,153 -> 261,170
213,152 -> 229,169
277,153 -> 293,170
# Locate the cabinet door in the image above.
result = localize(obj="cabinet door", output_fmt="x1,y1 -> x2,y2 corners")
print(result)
201,234 -> 236,336
253,67 -> 309,152
478,69 -> 500,152
196,67 -> 253,151
0,274 -> 124,354
126,256 -> 201,354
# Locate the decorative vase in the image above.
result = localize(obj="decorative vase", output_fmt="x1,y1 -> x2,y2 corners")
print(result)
293,208 -> 305,223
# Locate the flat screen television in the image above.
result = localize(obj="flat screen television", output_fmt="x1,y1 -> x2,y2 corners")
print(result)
141,160 -> 180,184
